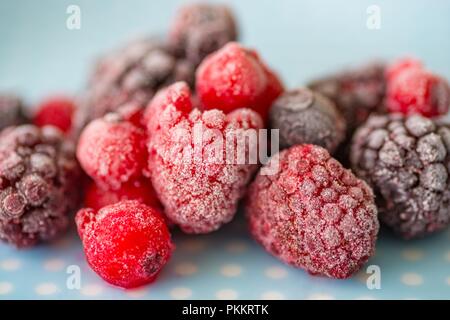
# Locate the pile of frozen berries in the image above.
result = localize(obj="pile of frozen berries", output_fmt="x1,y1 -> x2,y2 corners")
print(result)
1,3 -> 450,289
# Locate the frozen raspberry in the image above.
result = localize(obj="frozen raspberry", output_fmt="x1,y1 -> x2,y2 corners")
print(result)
84,178 -> 160,211
196,42 -> 284,121
246,144 -> 379,279
385,57 -> 423,81
79,38 -> 196,125
76,200 -> 173,288
269,88 -> 346,153
169,3 -> 238,65
77,112 -> 147,190
33,96 -> 76,133
0,94 -> 26,131
146,82 -> 263,233
385,64 -> 450,117
309,62 -> 386,133
351,113 -> 450,238
0,125 -> 81,247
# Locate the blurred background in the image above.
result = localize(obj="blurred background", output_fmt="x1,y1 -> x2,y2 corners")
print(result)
1,0 -> 450,102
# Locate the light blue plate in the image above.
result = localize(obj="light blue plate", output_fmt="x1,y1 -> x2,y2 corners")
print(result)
1,0 -> 450,299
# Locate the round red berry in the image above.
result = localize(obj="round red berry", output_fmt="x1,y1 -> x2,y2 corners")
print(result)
246,144 -> 379,279
196,42 -> 283,120
84,178 -> 160,211
34,96 -> 76,133
76,113 -> 147,190
386,60 -> 450,117
75,200 -> 173,288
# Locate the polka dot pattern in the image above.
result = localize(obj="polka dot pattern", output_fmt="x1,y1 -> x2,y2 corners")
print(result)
216,289 -> 238,300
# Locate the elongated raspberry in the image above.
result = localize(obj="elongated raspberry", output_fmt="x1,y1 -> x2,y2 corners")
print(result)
146,82 -> 263,233
0,125 -> 81,247
247,144 -> 378,279
76,200 -> 173,288
351,113 -> 450,238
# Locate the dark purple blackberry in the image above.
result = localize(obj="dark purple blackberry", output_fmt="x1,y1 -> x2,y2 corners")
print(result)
168,3 -> 238,65
309,62 -> 386,134
350,113 -> 450,239
269,88 -> 346,154
0,125 -> 81,247
0,94 -> 26,131
79,38 -> 196,125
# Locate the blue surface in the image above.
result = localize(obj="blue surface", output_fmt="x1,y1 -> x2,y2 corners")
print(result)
1,0 -> 450,300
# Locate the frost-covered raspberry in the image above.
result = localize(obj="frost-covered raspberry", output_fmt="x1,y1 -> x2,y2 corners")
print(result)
146,82 -> 263,233
0,94 -> 26,131
309,62 -> 386,133
34,96 -> 76,134
196,42 -> 284,121
0,125 -> 81,247
76,200 -> 173,288
169,3 -> 238,65
247,144 -> 378,279
351,113 -> 450,238
79,38 -> 196,124
84,178 -> 160,211
77,112 -> 147,190
385,60 -> 450,117
269,88 -> 346,153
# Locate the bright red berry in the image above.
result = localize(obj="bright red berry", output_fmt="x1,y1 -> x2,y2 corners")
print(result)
196,42 -> 283,121
385,57 -> 423,81
386,59 -> 450,117
246,144 -> 379,279
33,96 -> 76,133
76,200 -> 173,288
76,113 -> 147,190
145,82 -> 263,233
84,178 -> 160,211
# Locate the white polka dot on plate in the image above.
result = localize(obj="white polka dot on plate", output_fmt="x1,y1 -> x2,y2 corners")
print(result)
180,239 -> 206,252
444,251 -> 450,262
35,283 -> 59,295
401,273 -> 423,286
0,282 -> 13,295
265,266 -> 288,279
216,289 -> 238,300
43,258 -> 65,272
261,291 -> 284,300
174,262 -> 198,276
308,293 -> 335,300
126,288 -> 148,298
402,249 -> 424,261
0,258 -> 21,271
81,284 -> 103,297
220,264 -> 242,277
170,287 -> 192,299
225,241 -> 248,253
446,277 -> 450,286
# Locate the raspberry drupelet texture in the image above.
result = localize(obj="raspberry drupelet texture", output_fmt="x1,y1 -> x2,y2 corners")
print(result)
84,178 -> 160,211
385,61 -> 450,117
76,111 -> 147,190
34,96 -> 76,134
169,3 -> 238,65
79,38 -> 197,125
196,42 -> 284,121
309,62 -> 386,133
351,113 -> 450,239
76,200 -> 173,288
269,88 -> 346,153
246,144 -> 379,279
146,82 -> 263,234
0,125 -> 81,248
0,94 -> 26,131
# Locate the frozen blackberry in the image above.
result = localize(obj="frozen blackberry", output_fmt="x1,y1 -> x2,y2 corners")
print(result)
269,88 -> 346,153
0,94 -> 26,131
351,113 -> 450,239
80,38 -> 196,124
169,3 -> 238,65
0,125 -> 81,247
309,62 -> 386,133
